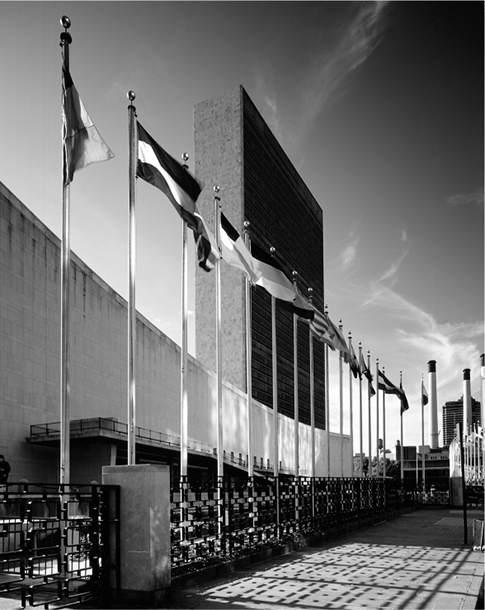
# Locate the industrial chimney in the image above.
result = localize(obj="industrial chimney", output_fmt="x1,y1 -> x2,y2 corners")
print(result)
463,368 -> 472,433
428,360 -> 439,449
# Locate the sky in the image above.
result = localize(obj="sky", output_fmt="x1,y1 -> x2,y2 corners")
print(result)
1,1 -> 483,456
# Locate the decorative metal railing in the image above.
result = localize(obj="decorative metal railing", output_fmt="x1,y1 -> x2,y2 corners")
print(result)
171,476 -> 415,576
0,482 -> 120,608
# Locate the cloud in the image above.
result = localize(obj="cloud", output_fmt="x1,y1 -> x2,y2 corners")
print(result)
297,1 -> 390,141
445,188 -> 484,209
340,232 -> 361,271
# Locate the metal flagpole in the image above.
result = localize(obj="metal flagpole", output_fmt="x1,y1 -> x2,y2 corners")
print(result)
127,91 -> 137,467
272,293 -> 278,477
358,343 -> 363,477
214,187 -> 223,479
59,16 -> 72,485
325,305 -> 331,478
367,351 -> 372,477
400,370 -> 404,481
244,222 -> 253,477
293,271 -> 299,477
348,332 -> 354,476
180,154 -> 190,480
308,288 -> 316,478
421,374 -> 425,490
339,320 -> 344,478
376,359 -> 380,477
382,366 -> 386,478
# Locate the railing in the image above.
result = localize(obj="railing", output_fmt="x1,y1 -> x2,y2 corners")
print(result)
171,476 -> 415,576
0,482 -> 120,608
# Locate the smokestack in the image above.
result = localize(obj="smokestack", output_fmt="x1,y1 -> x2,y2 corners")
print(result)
463,368 -> 472,433
481,354 -> 484,427
428,360 -> 438,449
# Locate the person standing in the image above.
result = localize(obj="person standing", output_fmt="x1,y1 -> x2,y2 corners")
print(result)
0,455 -> 11,483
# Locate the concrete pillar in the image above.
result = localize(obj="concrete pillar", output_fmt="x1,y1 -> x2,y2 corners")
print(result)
463,368 -> 472,434
428,360 -> 439,449
102,464 -> 171,605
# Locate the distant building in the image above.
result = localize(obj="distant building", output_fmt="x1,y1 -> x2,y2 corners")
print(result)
395,444 -> 450,489
442,396 -> 481,446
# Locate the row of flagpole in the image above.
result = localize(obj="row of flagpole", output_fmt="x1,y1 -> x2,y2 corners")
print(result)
58,14 -> 412,483
59,17 -> 483,487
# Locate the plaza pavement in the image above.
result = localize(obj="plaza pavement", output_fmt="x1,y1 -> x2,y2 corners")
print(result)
164,508 -> 484,610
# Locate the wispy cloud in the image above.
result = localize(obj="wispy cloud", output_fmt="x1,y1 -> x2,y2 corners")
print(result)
340,230 -> 361,271
445,188 -> 484,210
297,1 -> 390,142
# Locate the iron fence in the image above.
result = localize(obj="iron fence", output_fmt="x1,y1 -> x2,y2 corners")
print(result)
0,482 -> 120,608
171,476 -> 415,575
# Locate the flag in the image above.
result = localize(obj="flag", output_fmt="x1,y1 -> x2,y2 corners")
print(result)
400,381 -> 409,413
378,369 -> 408,411
377,369 -> 401,395
251,242 -> 296,302
421,381 -> 428,406
348,342 -> 360,378
310,308 -> 336,350
279,286 -> 315,320
136,121 -> 217,271
220,213 -> 261,283
62,63 -> 114,186
359,351 -> 376,395
327,316 -> 350,355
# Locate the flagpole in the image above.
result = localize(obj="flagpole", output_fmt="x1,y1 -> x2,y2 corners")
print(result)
400,370 -> 404,481
358,343 -> 363,477
308,288 -> 315,478
421,373 -> 425,490
293,271 -> 299,477
376,359 -> 380,477
59,16 -> 73,485
339,320 -> 344,478
382,366 -> 386,478
214,186 -> 223,479
272,294 -> 278,477
126,91 -> 137,467
325,305 -> 331,478
180,154 -> 190,480
244,222 -> 253,478
348,332 -> 354,476
368,351 -> 372,477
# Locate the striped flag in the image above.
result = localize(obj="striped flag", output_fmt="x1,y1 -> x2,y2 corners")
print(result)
251,242 -> 296,302
279,286 -> 314,320
136,121 -> 217,271
421,380 -> 429,406
62,63 -> 114,186
378,369 -> 409,412
360,351 -> 376,396
220,213 -> 261,283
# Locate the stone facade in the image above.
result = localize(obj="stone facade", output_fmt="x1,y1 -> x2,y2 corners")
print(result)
0,181 -> 350,482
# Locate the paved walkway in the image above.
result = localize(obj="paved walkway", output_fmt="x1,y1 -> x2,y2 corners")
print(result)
165,508 -> 484,610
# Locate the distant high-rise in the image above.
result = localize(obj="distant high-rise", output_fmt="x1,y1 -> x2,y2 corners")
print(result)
194,86 -> 326,429
442,396 -> 481,445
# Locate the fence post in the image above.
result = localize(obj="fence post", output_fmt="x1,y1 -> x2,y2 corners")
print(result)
102,464 -> 171,606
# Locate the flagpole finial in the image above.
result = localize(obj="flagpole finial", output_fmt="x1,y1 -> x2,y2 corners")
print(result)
213,185 -> 220,193
243,220 -> 250,231
127,90 -> 136,102
307,287 -> 313,302
181,153 -> 189,170
292,270 -> 298,284
60,16 -> 72,46
269,246 -> 276,255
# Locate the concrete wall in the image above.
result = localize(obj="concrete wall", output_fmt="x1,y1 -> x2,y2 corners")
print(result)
0,181 -> 351,482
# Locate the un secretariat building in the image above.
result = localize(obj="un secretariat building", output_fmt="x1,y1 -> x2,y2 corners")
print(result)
0,86 -> 349,485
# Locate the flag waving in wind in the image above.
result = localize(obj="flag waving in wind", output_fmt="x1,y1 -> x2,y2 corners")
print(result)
220,213 -> 261,283
136,121 -> 217,271
62,62 -> 114,186
378,369 -> 409,412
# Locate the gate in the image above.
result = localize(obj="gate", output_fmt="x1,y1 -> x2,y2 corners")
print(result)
0,482 -> 120,608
